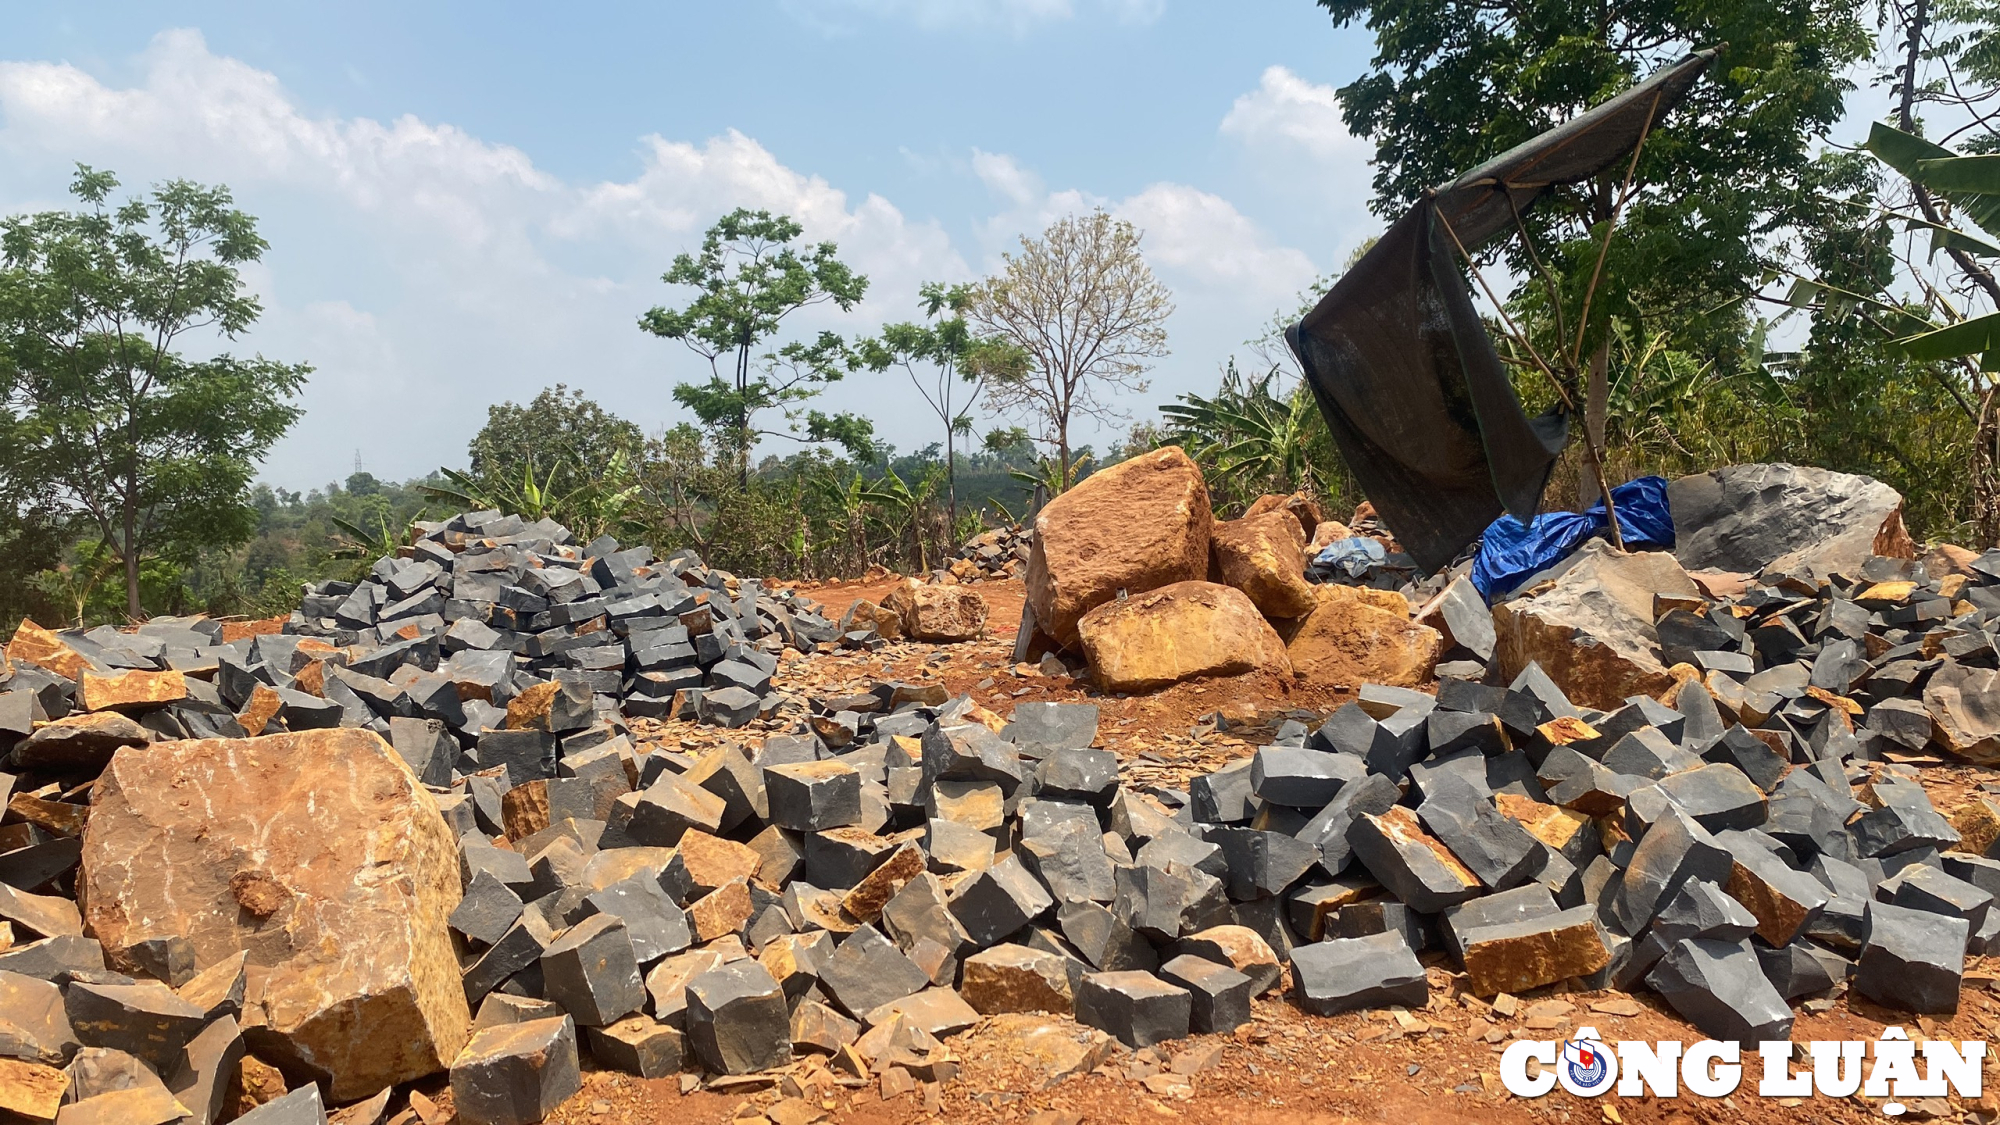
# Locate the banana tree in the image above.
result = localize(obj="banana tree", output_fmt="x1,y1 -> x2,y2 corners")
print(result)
421,450 -> 639,542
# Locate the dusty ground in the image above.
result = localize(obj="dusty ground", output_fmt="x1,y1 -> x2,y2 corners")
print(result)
414,577 -> 2000,1125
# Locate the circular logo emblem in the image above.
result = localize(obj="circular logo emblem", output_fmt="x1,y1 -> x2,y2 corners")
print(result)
1557,1031 -> 1617,1097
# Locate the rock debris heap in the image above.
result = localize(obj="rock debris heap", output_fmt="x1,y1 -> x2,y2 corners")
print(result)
0,462 -> 1993,1124
279,509 -> 872,732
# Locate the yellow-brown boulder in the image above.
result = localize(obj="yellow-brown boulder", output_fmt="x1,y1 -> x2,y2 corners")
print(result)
79,728 -> 471,1101
1026,447 -> 1212,650
1076,582 -> 1289,693
1210,511 -> 1318,620
1285,585 -> 1439,689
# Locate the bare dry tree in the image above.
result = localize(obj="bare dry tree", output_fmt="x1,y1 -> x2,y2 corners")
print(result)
970,210 -> 1174,489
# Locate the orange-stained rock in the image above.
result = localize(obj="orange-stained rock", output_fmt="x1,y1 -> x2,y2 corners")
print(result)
4,621 -> 86,679
881,581 -> 987,643
1075,582 -> 1288,693
1284,585 -> 1439,689
839,600 -> 903,643
78,728 -> 471,1102
1242,492 -> 1325,541
1494,793 -> 1592,855
1460,909 -> 1612,997
960,944 -> 1073,1016
1951,797 -> 2000,856
1926,543 -> 1981,579
1027,447 -> 1212,650
1306,520 -> 1353,556
1492,540 -> 1699,711
500,780 -> 551,842
1210,511 -> 1317,620
504,681 -> 560,731
78,670 -> 186,713
237,685 -> 284,737
841,842 -> 926,924
0,1057 -> 67,1120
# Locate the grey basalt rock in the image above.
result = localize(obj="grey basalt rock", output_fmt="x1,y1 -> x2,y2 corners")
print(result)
1645,937 -> 1794,1045
685,961 -> 792,1075
1290,930 -> 1428,1015
449,1015 -> 583,1125
1855,901 -> 1970,1013
1074,970 -> 1191,1048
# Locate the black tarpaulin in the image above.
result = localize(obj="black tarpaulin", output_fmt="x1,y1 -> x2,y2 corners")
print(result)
1287,49 -> 1716,574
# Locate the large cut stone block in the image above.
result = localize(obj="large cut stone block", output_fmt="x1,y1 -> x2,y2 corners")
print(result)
79,729 -> 471,1101
1027,447 -> 1212,650
1076,582 -> 1289,693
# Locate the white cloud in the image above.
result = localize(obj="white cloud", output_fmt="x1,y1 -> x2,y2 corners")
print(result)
0,30 -> 970,486
0,29 -> 1334,485
1221,64 -> 1370,164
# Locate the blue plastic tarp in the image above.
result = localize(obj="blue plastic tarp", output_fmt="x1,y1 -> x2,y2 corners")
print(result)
1470,476 -> 1675,602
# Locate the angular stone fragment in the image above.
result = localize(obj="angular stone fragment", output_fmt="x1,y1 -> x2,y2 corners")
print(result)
818,925 -> 929,1021
789,999 -> 858,1055
1250,746 -> 1363,809
1459,906 -> 1612,997
1347,806 -> 1482,913
1926,661 -> 2000,765
78,729 -> 470,1101
63,979 -> 206,1073
1610,806 -> 1734,936
1289,931 -> 1427,1015
55,1084 -> 191,1125
1724,842 -> 1829,946
1756,940 -> 1850,999
13,712 -> 150,772
1074,971 -> 1191,1048
1855,901 -> 1969,1013
961,944 -> 1074,1016
578,873 -> 690,965
450,871 -> 525,949
1157,954 -> 1251,1034
1658,764 -> 1768,832
1010,704 -> 1101,763
1492,541 -> 1699,710
448,1016 -> 581,1125
166,1015 -> 243,1125
685,961 -> 792,1075
583,1014 -> 684,1079
1076,582 -> 1290,692
948,857 -> 1055,946
1645,937 -> 1794,1045
0,970 -> 77,1065
763,760 -> 862,832
538,914 -> 644,1027
1026,446 -> 1212,650
78,670 -> 187,714
1416,776 -> 1540,892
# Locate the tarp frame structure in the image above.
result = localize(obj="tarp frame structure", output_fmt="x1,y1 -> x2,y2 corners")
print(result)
1286,49 -> 1717,574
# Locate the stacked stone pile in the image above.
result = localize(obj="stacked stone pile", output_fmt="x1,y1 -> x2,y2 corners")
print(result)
0,460 -> 1992,1122
944,525 -> 1032,584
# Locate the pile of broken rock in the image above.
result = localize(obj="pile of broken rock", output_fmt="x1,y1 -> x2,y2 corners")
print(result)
0,459 -> 1991,1125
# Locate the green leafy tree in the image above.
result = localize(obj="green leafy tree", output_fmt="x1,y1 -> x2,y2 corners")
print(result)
858,282 -> 1028,526
1318,0 -> 1870,502
971,210 -> 1173,491
640,209 -> 873,484
0,165 -> 309,618
468,383 -> 644,501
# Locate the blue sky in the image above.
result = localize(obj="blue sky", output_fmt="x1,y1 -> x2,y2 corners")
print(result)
2,2 -> 1386,489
